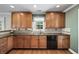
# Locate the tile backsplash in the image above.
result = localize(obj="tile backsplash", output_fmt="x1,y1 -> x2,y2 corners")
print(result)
62,28 -> 71,34
44,29 -> 62,33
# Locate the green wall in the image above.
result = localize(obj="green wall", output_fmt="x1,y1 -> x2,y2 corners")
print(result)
65,5 -> 79,53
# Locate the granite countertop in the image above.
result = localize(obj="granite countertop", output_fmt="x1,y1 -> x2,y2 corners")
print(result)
0,31 -> 13,39
0,31 -> 70,39
0,34 -> 12,39
13,32 -> 70,36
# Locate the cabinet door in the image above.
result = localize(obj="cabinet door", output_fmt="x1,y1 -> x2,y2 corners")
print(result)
13,36 -> 17,48
13,36 -> 24,48
20,13 -> 27,28
55,13 -> 65,28
57,36 -> 63,48
12,13 -> 17,28
45,12 -> 65,28
46,13 -> 51,28
31,36 -> 38,48
0,39 -> 1,53
7,36 -> 13,51
12,13 -> 21,28
0,38 -> 8,54
39,36 -> 47,48
27,13 -> 32,28
12,12 -> 32,29
57,35 -> 70,49
24,36 -> 31,48
50,13 -> 56,28
46,13 -> 56,28
62,36 -> 70,48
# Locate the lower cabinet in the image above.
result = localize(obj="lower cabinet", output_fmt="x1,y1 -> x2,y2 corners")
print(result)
13,35 -> 47,49
39,36 -> 47,48
57,35 -> 70,49
13,36 -> 24,48
13,35 -> 70,49
0,38 -> 8,54
31,36 -> 38,48
7,36 -> 13,51
0,36 -> 13,54
24,36 -> 31,48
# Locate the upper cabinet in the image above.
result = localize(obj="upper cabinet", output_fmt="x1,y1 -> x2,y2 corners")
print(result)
12,13 -> 20,28
45,12 -> 65,28
11,12 -> 32,29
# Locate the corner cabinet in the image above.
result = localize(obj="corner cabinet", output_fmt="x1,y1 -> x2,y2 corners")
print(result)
57,35 -> 70,49
0,38 -> 8,54
11,12 -> 32,29
45,12 -> 65,28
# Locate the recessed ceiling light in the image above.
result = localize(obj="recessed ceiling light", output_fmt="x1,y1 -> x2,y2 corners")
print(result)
56,5 -> 60,8
10,5 -> 15,8
33,5 -> 37,8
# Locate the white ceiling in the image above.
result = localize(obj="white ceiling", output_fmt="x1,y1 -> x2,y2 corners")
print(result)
0,4 -> 73,14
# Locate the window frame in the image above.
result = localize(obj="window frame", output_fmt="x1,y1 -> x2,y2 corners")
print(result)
32,15 -> 45,31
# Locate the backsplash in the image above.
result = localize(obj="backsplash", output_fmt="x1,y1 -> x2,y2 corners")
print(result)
62,28 -> 71,34
44,29 -> 62,33
0,28 -> 70,35
13,29 -> 62,34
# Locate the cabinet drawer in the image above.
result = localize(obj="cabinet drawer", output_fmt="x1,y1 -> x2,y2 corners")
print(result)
57,35 -> 70,49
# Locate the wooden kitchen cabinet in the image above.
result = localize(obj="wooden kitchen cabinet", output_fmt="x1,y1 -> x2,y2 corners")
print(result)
13,36 -> 24,48
45,12 -> 65,28
21,12 -> 32,28
12,12 -> 21,28
20,13 -> 27,28
12,12 -> 32,29
55,13 -> 65,28
13,35 -> 47,49
24,36 -> 31,48
46,13 -> 56,28
0,38 -> 8,54
31,36 -> 38,48
57,35 -> 70,49
26,13 -> 32,28
45,13 -> 51,28
39,36 -> 47,48
7,36 -> 13,51
11,12 -> 17,28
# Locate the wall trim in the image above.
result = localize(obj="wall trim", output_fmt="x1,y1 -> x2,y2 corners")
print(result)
68,48 -> 77,54
63,4 -> 78,12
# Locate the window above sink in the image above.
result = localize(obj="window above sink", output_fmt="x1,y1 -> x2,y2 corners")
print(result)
32,14 -> 45,32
